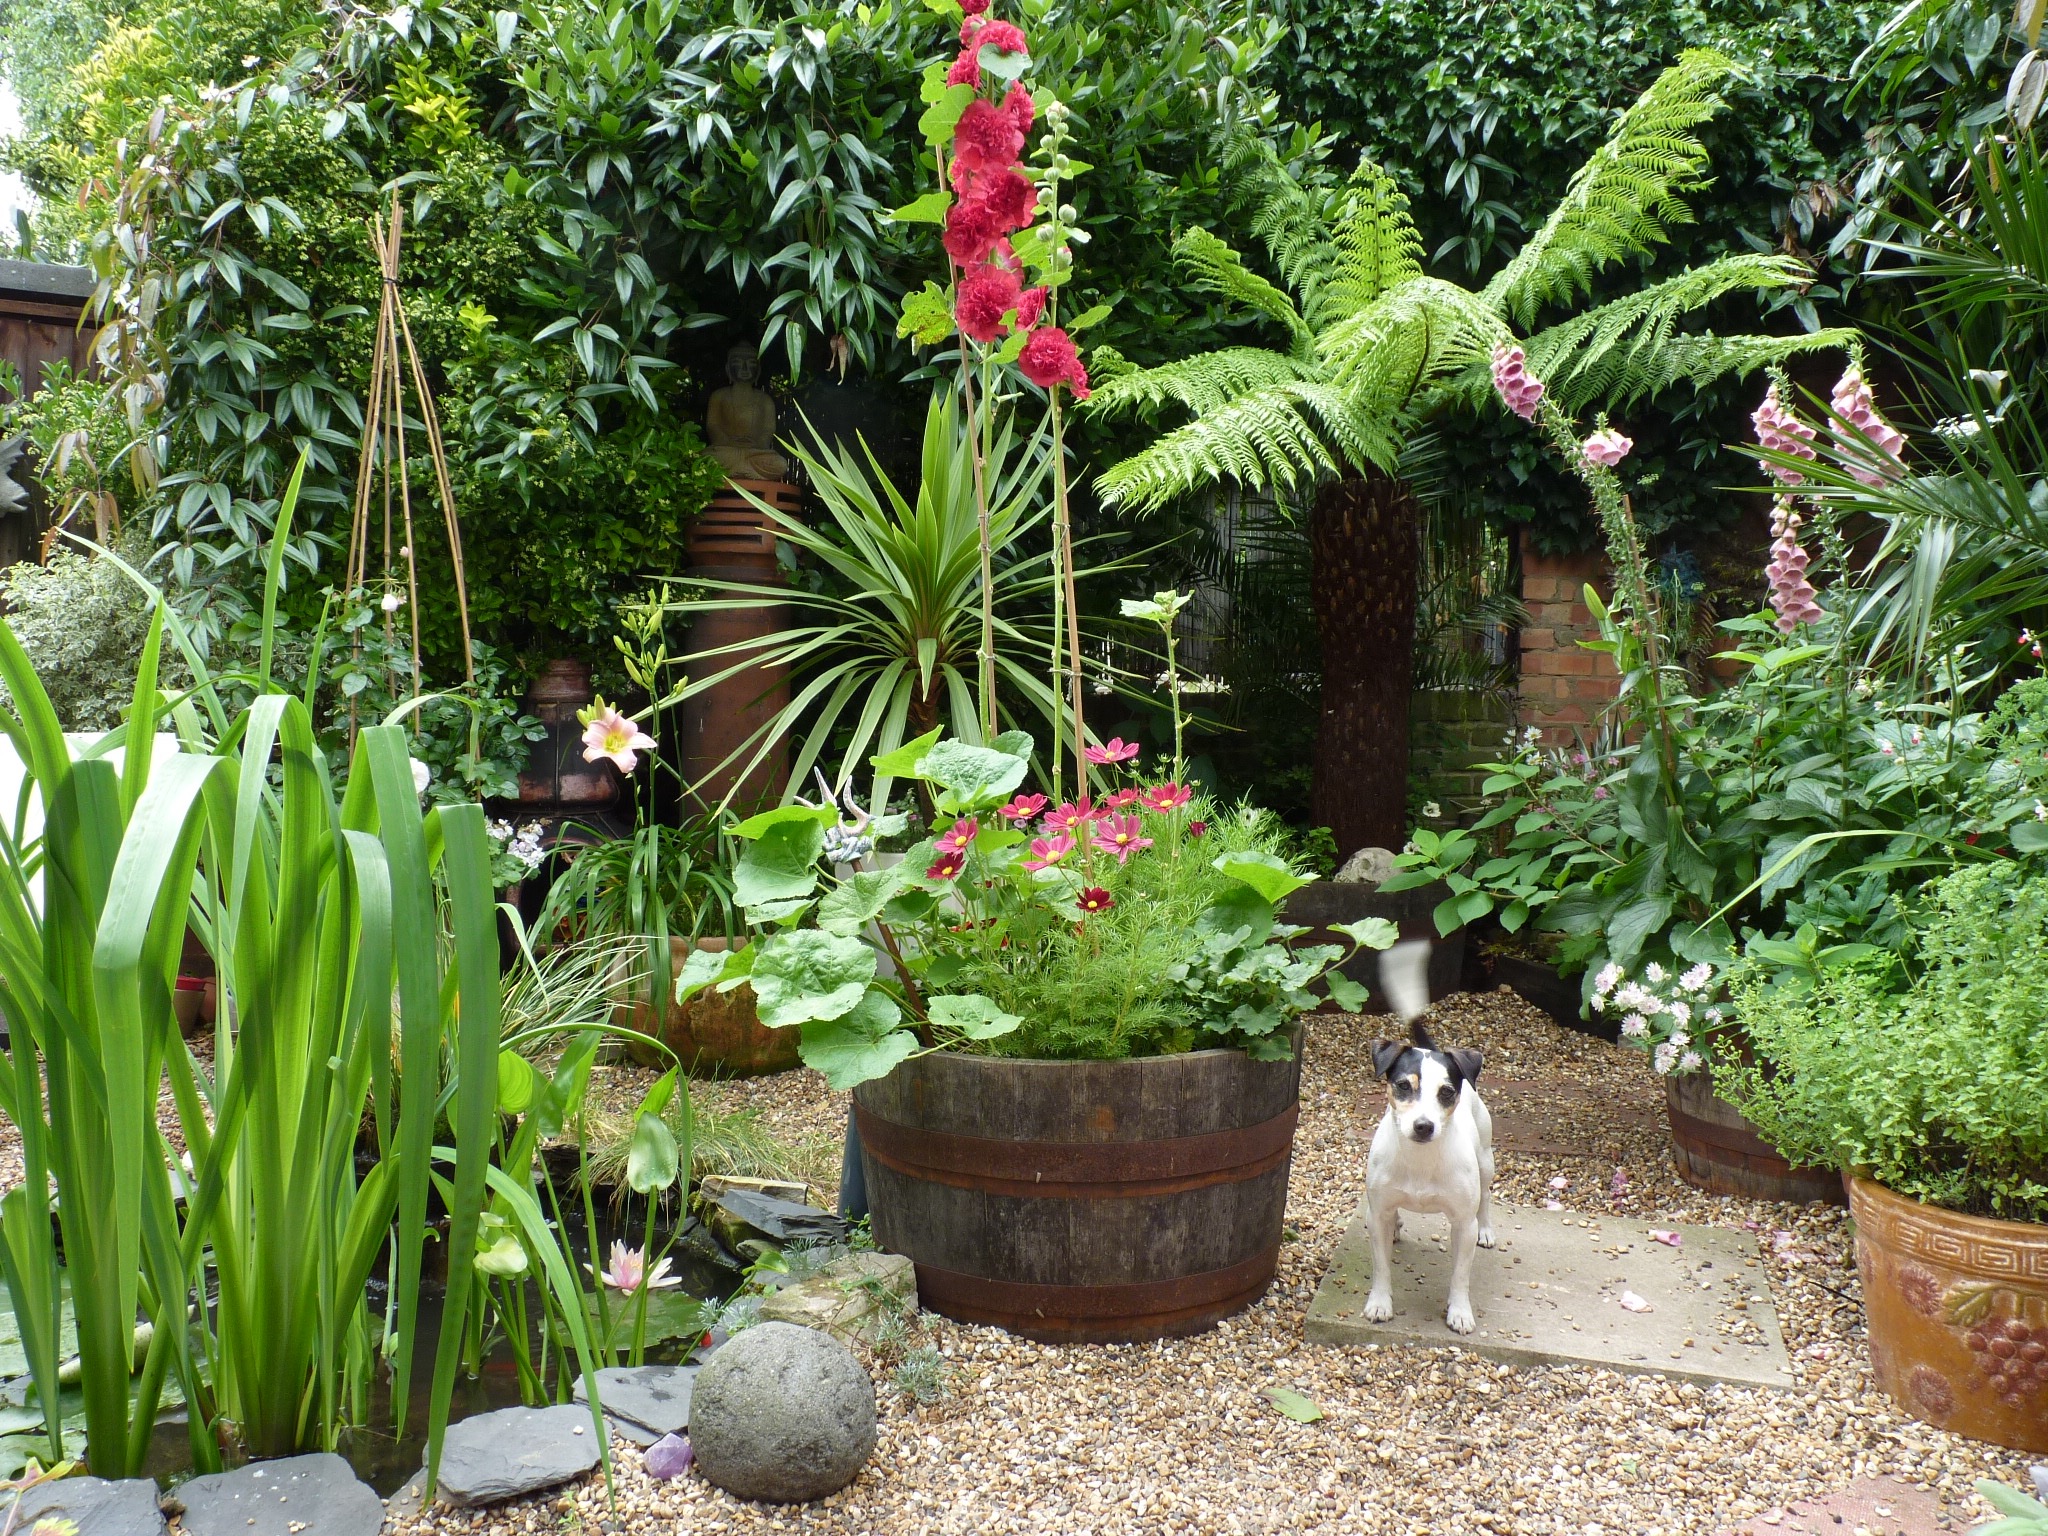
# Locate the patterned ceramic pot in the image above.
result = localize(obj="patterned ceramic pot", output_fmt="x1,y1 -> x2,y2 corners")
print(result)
1847,1175 -> 2048,1454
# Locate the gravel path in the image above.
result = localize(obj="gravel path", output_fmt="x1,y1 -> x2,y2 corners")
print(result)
387,989 -> 2034,1536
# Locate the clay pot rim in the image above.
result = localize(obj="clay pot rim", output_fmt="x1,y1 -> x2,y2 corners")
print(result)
1846,1173 -> 2048,1246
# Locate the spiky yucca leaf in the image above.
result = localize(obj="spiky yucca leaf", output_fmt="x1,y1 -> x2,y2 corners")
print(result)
1482,48 -> 1734,329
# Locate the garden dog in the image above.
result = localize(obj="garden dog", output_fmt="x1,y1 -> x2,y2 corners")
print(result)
1362,940 -> 1495,1334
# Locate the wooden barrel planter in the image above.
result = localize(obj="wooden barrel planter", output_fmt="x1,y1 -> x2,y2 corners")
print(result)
852,1037 -> 1301,1344
1664,1069 -> 1843,1205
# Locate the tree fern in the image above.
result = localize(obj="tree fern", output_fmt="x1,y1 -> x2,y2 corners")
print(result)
1325,162 -> 1425,316
1171,229 -> 1311,347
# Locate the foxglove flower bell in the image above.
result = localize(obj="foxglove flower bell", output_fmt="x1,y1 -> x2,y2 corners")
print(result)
1490,343 -> 1545,421
1765,497 -> 1824,632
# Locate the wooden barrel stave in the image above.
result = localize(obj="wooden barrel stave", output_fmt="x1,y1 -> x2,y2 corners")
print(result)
1664,1072 -> 1844,1205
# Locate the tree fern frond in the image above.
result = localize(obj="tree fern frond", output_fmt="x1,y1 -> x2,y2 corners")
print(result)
1624,327 -> 1860,399
1324,161 -> 1424,317
1085,347 -> 1314,422
1250,174 -> 1342,323
1521,254 -> 1817,407
1482,48 -> 1735,328
1171,228 -> 1310,345
1321,276 -> 1499,393
1095,382 -> 1356,512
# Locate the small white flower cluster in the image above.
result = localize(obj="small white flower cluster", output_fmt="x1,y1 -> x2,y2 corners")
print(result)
1591,959 -> 1720,1075
1157,672 -> 1230,696
487,818 -> 548,876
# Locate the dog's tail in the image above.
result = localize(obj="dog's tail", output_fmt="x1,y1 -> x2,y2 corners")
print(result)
1378,937 -> 1433,1024
1408,1019 -> 1437,1052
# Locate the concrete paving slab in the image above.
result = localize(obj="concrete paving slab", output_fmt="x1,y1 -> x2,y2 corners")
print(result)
1305,1201 -> 1796,1391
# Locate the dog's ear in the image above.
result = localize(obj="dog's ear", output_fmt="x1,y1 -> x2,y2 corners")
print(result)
1447,1047 -> 1484,1088
1370,1039 -> 1407,1080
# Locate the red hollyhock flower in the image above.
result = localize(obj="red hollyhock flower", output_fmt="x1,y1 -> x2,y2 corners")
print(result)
953,98 -> 1026,173
925,849 -> 966,881
1013,285 -> 1046,330
945,47 -> 981,87
1018,326 -> 1090,399
969,18 -> 1028,53
960,0 -> 989,13
956,262 -> 1024,344
1076,886 -> 1114,916
1001,83 -> 1035,139
943,197 -> 1007,264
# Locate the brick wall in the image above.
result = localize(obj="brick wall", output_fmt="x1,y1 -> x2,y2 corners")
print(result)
1516,528 -> 1618,745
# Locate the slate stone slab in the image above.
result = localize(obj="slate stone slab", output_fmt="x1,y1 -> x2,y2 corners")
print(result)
703,1188 -> 849,1252
690,1322 -> 875,1503
433,1404 -> 601,1507
169,1453 -> 382,1536
572,1365 -> 697,1444
1305,1201 -> 1796,1391
8,1474 -> 166,1536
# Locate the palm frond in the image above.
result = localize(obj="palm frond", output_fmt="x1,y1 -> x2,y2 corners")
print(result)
1483,48 -> 1735,328
1086,347 -> 1313,422
1171,228 -> 1311,345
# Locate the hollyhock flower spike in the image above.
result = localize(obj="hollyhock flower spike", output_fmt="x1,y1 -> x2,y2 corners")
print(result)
1092,814 -> 1153,863
1001,82 -> 1034,139
1140,782 -> 1192,813
925,849 -> 966,881
1022,833 -> 1074,872
959,16 -> 1027,55
955,262 -> 1024,344
1752,384 -> 1817,485
1490,343 -> 1545,421
936,817 -> 979,854
1076,886 -> 1114,915
1018,326 -> 1090,399
953,97 -> 1027,173
998,793 -> 1048,821
1083,736 -> 1141,766
1580,429 -> 1633,468
1830,366 -> 1907,485
580,700 -> 655,774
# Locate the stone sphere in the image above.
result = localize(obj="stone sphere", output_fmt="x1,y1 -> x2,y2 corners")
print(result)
689,1321 -> 877,1503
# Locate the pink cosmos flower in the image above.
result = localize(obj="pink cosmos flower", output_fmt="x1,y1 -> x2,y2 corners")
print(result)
926,849 -> 966,881
1041,799 -> 1102,834
1140,782 -> 1192,813
1092,814 -> 1153,864
1490,343 -> 1545,421
998,793 -> 1048,821
1076,886 -> 1114,915
1022,834 -> 1074,872
581,703 -> 655,775
1083,737 -> 1140,766
936,817 -> 979,854
1188,819 -> 1208,838
1580,429 -> 1633,468
1105,787 -> 1141,810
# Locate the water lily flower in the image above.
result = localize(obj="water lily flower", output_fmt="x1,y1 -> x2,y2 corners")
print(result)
1083,737 -> 1141,766
925,849 -> 966,881
1092,814 -> 1153,864
581,701 -> 655,774
1140,782 -> 1191,813
936,817 -> 979,854
1076,886 -> 1114,915
592,1240 -> 679,1293
1042,799 -> 1103,833
1022,834 -> 1075,872
998,793 -> 1049,821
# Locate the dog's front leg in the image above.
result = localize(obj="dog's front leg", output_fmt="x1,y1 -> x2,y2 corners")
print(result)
1363,1191 -> 1396,1322
1444,1215 -> 1479,1334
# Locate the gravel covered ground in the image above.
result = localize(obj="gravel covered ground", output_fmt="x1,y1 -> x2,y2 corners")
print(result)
385,990 -> 2034,1536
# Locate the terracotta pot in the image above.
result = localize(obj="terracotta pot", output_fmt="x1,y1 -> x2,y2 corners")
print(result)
517,659 -> 620,812
1663,1068 -> 1844,1205
619,936 -> 800,1078
1847,1175 -> 2048,1454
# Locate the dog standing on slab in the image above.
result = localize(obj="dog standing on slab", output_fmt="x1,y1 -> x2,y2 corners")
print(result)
1362,939 -> 1496,1334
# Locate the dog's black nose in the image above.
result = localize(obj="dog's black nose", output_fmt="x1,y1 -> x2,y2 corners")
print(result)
1411,1119 -> 1435,1142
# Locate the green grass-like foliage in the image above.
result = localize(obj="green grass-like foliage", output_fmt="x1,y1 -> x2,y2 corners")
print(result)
1724,863 -> 2048,1224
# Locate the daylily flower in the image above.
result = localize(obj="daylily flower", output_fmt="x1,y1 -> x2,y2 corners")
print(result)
591,1240 -> 680,1293
1022,834 -> 1074,872
1083,737 -> 1141,766
998,793 -> 1048,821
1140,782 -> 1191,813
581,701 -> 655,774
1076,886 -> 1114,915
1092,814 -> 1153,864
926,849 -> 966,881
1042,799 -> 1103,834
936,817 -> 979,854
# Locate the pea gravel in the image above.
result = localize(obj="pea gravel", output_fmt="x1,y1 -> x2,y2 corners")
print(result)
382,990 -> 2034,1536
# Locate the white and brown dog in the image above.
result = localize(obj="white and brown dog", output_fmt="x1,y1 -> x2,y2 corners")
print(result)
1362,940 -> 1495,1334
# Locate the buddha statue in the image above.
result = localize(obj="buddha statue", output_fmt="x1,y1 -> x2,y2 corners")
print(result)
706,343 -> 790,482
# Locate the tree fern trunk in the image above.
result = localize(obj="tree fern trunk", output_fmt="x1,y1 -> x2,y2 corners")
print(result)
1310,471 -> 1418,857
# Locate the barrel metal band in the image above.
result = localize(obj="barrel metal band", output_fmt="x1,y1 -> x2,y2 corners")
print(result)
852,1101 -> 1298,1199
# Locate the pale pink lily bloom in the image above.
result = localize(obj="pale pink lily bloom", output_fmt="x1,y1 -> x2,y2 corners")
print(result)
582,705 -> 656,774
592,1240 -> 680,1293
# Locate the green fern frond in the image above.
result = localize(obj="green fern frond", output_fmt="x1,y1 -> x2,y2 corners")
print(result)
1097,382 -> 1379,512
1625,327 -> 1860,398
1325,161 -> 1425,316
1171,228 -> 1311,345
1522,254 -> 1817,407
1321,277 -> 1499,391
1085,347 -> 1313,422
1483,48 -> 1735,329
1250,175 -> 1342,324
